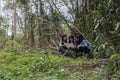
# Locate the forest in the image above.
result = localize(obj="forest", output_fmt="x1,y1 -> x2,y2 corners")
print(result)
0,0 -> 120,80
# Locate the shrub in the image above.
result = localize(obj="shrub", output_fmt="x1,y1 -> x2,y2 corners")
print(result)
91,35 -> 115,58
107,53 -> 120,79
4,40 -> 22,53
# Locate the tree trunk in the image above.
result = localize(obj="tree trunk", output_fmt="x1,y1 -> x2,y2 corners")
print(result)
14,0 -> 17,41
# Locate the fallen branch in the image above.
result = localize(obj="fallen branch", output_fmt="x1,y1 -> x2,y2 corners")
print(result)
49,45 -> 58,50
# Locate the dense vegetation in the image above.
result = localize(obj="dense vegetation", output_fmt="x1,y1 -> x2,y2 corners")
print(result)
0,51 -> 119,80
0,0 -> 120,80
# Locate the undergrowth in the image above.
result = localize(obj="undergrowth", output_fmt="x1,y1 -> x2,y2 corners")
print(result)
0,51 -> 119,80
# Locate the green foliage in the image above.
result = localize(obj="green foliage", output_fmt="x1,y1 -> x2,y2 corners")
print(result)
0,51 -> 116,80
4,40 -> 22,53
106,53 -> 120,79
3,1 -> 14,10
0,28 -> 6,46
0,28 -> 5,37
0,51 -> 71,80
17,0 -> 29,6
0,16 -> 3,25
91,34 -> 115,58
0,0 -> 120,79
77,0 -> 120,54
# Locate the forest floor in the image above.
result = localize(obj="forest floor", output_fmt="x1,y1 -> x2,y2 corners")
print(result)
0,51 -> 119,80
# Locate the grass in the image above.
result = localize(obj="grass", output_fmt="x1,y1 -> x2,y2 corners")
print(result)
0,51 -> 119,80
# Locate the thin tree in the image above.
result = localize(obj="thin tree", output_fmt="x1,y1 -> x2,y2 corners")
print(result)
14,0 -> 16,41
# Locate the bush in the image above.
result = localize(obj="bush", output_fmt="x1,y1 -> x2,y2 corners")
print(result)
91,35 -> 115,58
4,40 -> 22,53
107,53 -> 120,79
